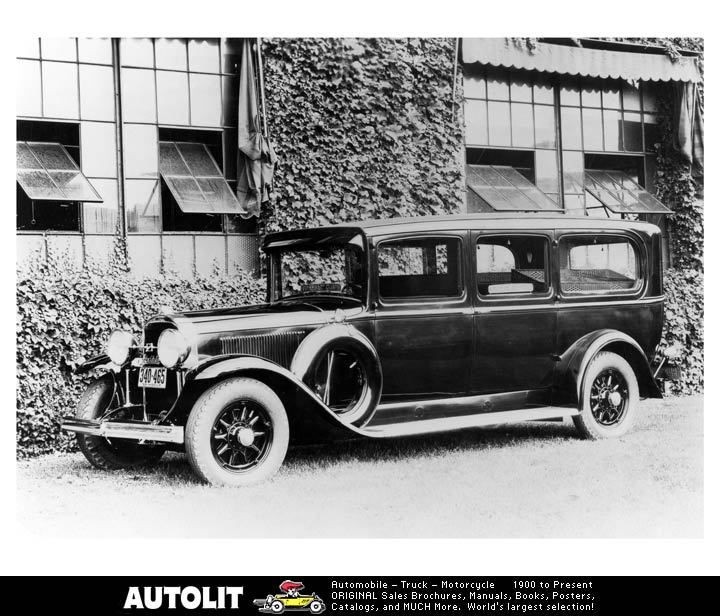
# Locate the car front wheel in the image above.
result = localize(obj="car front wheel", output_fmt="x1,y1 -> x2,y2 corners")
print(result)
573,351 -> 639,439
185,377 -> 289,486
76,376 -> 165,470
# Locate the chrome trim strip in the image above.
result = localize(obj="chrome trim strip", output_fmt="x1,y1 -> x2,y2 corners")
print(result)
61,418 -> 184,444
363,406 -> 578,438
473,296 -> 664,313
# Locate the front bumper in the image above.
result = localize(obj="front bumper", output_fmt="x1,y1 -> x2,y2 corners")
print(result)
61,417 -> 184,444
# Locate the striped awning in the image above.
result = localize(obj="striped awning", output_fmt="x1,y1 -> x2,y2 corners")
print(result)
462,39 -> 702,83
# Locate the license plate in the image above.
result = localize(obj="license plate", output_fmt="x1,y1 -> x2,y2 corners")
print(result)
138,366 -> 167,389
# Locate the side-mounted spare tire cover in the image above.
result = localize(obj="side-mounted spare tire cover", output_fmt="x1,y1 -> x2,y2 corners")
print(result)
291,323 -> 382,427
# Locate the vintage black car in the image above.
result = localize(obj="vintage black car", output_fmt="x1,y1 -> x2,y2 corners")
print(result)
62,214 -> 677,486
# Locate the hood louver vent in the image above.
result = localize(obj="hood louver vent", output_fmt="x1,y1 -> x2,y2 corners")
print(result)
220,330 -> 310,368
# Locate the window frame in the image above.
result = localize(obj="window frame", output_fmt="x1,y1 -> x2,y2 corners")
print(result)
374,233 -> 467,307
556,231 -> 646,301
473,231 -> 555,305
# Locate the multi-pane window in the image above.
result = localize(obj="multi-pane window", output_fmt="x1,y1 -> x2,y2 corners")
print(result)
120,38 -> 242,234
16,39 -> 119,233
476,235 -> 549,296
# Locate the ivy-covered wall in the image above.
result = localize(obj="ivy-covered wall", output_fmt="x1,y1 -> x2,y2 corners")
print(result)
259,38 -> 465,233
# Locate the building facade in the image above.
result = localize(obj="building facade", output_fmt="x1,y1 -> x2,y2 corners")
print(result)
16,38 -> 702,277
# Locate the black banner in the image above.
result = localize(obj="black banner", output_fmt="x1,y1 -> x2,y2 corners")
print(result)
5,576 -> 712,614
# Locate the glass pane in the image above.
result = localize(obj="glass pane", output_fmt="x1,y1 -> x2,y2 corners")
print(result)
602,86 -> 621,109
534,104 -> 556,149
535,150 -> 559,194
197,177 -> 242,212
80,122 -> 117,177
510,78 -> 532,102
464,100 -> 488,145
156,70 -> 190,125
17,38 -> 40,59
560,83 -> 580,106
155,38 -> 187,71
79,64 -> 115,121
533,76 -> 554,104
622,85 -> 641,111
222,75 -> 239,126
125,178 -> 160,232
30,142 -> 77,170
488,101 -> 511,146
560,107 -> 582,149
486,74 -> 509,100
644,114 -> 660,151
17,142 -> 39,169
50,171 -> 102,201
190,73 -> 222,126
78,38 -> 112,64
83,178 -> 119,234
563,194 -> 585,213
582,108 -> 603,151
159,142 -> 188,175
511,102 -> 534,147
189,39 -> 220,73
494,166 -> 558,210
17,170 -> 62,200
17,60 -> 42,117
623,112 -> 643,151
166,176 -> 206,211
642,84 -> 658,113
176,142 -> 222,176
603,109 -> 622,151
581,84 -> 602,108
123,124 -> 158,178
562,151 -> 584,193
464,73 -> 486,99
41,38 -> 76,61
42,61 -> 79,119
120,68 -> 156,122
121,38 -> 154,67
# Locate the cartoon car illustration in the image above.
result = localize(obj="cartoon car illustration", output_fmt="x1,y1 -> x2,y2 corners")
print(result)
253,581 -> 325,614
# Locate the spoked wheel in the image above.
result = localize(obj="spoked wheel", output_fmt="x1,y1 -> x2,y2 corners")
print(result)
211,401 -> 274,472
573,351 -> 639,439
185,377 -> 289,486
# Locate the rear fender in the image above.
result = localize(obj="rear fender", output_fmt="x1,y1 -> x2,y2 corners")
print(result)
179,356 -> 366,444
555,329 -> 662,405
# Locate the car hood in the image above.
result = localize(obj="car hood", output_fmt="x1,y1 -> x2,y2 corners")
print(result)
155,302 -> 363,337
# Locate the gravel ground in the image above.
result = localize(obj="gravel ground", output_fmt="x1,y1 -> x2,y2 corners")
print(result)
16,395 -> 703,538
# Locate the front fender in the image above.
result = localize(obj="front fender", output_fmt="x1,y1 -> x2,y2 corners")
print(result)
555,329 -> 662,405
182,355 -> 368,444
74,353 -> 116,375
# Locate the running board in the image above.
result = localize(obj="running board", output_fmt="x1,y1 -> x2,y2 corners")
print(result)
61,417 -> 184,444
361,406 -> 578,439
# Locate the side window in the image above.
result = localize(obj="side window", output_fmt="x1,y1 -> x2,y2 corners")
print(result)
559,235 -> 641,295
476,235 -> 549,296
378,237 -> 462,300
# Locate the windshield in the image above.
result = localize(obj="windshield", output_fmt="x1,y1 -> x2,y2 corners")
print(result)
269,235 -> 366,304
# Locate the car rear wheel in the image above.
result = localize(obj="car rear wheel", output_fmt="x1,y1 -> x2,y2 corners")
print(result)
573,352 -> 639,439
76,376 -> 165,470
185,377 -> 289,486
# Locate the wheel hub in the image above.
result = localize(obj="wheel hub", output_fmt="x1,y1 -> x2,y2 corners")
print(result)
607,391 -> 622,407
228,423 -> 256,447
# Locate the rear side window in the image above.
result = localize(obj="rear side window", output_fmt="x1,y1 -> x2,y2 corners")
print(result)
378,237 -> 463,300
559,235 -> 641,295
476,235 -> 549,296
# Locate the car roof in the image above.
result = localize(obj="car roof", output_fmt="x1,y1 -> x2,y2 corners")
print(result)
264,214 -> 662,247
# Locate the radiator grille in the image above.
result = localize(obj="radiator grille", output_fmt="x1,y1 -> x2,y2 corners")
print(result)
220,330 -> 309,368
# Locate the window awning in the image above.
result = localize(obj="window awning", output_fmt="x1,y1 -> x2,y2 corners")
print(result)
462,39 -> 702,83
584,170 -> 671,214
467,165 -> 562,212
16,141 -> 102,202
159,141 -> 245,215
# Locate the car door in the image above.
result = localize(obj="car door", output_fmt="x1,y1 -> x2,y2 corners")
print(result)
471,229 -> 557,396
372,232 -> 473,402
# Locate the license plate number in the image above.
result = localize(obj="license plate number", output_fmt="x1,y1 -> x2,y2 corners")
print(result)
138,367 -> 167,389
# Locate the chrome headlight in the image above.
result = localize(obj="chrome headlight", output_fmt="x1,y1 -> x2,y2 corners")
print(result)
106,330 -> 136,365
157,328 -> 191,368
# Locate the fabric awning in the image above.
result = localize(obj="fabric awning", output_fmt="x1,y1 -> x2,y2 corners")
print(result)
159,141 -> 245,214
467,165 -> 562,212
462,39 -> 701,83
584,170 -> 671,214
17,141 -> 102,202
